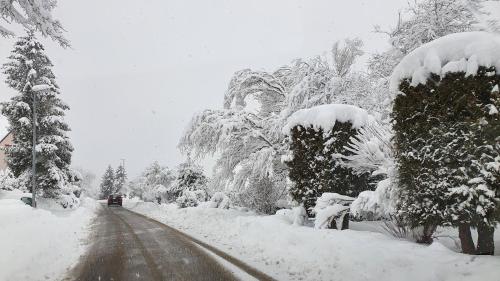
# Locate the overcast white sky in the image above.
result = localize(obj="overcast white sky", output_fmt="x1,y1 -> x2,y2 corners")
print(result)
0,0 -> 410,177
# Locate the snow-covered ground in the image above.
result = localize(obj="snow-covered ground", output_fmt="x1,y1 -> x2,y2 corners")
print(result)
125,200 -> 500,281
0,190 -> 98,281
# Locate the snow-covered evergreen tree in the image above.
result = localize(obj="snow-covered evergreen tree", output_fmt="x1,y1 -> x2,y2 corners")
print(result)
391,32 -> 500,252
1,32 -> 74,198
99,165 -> 115,199
0,1 -> 69,47
114,163 -> 127,194
283,104 -> 376,214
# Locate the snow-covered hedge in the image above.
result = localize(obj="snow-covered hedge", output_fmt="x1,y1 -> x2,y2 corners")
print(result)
282,104 -> 375,134
392,31 -> 500,252
283,104 -> 376,214
390,31 -> 500,91
205,192 -> 231,209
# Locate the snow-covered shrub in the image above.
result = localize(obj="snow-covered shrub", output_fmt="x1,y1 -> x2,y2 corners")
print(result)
208,192 -> 231,209
314,205 -> 350,230
381,215 -> 427,242
176,190 -> 207,208
312,193 -> 354,230
292,205 -> 307,226
391,32 -> 500,252
55,193 -> 80,209
0,169 -> 21,191
283,104 -> 375,214
343,120 -> 398,221
172,160 -> 209,208
343,121 -> 394,177
235,176 -> 284,214
350,179 -> 395,221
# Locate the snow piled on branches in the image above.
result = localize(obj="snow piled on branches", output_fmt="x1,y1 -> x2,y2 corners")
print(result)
282,104 -> 375,134
390,32 -> 500,91
0,0 -> 69,47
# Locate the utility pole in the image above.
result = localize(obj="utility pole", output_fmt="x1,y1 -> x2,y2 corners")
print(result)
120,158 -> 125,168
31,91 -> 37,208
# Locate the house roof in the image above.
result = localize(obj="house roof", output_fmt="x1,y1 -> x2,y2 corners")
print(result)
0,131 -> 12,144
0,116 -> 7,140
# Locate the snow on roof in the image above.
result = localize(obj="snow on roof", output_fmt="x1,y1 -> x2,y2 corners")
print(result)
390,32 -> 500,91
282,104 -> 374,135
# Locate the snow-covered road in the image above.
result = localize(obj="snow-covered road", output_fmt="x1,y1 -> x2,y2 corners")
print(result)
125,201 -> 500,281
68,203 -> 274,281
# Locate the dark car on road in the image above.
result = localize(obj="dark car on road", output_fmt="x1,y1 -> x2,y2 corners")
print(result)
107,194 -> 123,206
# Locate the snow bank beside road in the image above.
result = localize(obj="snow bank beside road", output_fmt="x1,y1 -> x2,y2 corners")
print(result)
0,191 -> 98,281
126,201 -> 500,281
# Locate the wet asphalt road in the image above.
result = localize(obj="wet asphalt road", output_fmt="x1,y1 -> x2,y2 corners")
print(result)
67,204 -> 246,281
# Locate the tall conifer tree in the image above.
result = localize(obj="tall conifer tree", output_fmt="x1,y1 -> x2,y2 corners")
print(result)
1,31 -> 73,198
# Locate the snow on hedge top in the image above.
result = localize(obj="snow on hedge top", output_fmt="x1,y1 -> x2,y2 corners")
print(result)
283,104 -> 374,134
390,32 -> 500,91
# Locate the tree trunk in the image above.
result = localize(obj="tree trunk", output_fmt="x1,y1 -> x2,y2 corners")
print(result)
477,223 -> 495,255
458,223 -> 476,254
341,213 -> 350,230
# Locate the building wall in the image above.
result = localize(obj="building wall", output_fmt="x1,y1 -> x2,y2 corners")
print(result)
0,132 -> 13,171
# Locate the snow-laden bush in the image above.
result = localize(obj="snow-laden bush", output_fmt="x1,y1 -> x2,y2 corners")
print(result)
142,184 -> 168,204
292,205 -> 307,226
173,160 -> 209,208
312,193 -> 354,230
350,179 -> 395,221
176,190 -> 207,208
314,205 -> 350,230
207,192 -> 231,209
343,120 -> 399,221
0,169 -> 21,191
274,205 -> 307,226
343,120 -> 394,177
